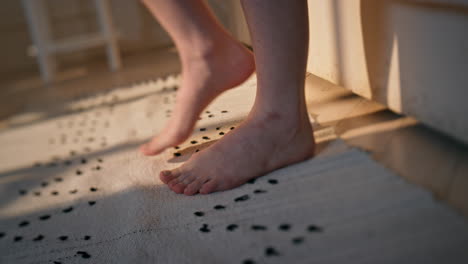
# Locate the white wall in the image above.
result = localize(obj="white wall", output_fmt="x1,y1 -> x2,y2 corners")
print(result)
307,0 -> 468,144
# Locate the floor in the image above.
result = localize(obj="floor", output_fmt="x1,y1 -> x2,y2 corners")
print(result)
2,47 -> 465,218
1,47 -> 467,263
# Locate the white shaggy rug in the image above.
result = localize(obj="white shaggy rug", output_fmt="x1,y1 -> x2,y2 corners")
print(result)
1,75 -> 467,264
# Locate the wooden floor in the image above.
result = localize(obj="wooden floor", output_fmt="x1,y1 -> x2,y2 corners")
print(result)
1,47 -> 467,220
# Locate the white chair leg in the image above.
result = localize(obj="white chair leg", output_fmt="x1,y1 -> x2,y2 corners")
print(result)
94,0 -> 121,72
22,0 -> 56,82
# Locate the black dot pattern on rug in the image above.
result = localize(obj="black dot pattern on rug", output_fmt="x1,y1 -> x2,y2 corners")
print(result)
216,127 -> 221,130
34,191 -> 41,196
214,205 -> 226,210
174,152 -> 181,157
0,232 -> 5,239
247,178 -> 256,184
265,247 -> 280,257
191,140 -> 198,144
70,189 -> 78,194
19,221 -> 29,227
253,189 -> 267,194
202,136 -> 210,140
199,128 -> 206,131
307,225 -> 323,233
243,259 -> 255,264
292,237 -> 305,245
58,235 -> 68,241
39,215 -> 51,221
53,261 -> 62,264
219,132 -> 225,135
88,201 -> 96,206
83,235 -> 91,240
54,177 -> 63,182
76,251 -> 91,259
234,195 -> 250,202
14,236 -> 22,242
199,224 -> 210,233
41,182 -> 48,187
33,235 -> 44,241
230,127 -> 235,130
19,189 -> 27,195
279,224 -> 291,231
62,207 -> 74,213
51,191 -> 59,196
194,211 -> 204,217
81,158 -> 87,164
226,224 -> 238,231
268,179 -> 278,185
76,170 -> 82,175
90,187 -> 98,192
251,225 -> 267,231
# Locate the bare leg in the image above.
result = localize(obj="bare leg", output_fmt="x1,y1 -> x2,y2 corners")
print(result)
140,0 -> 255,155
160,0 -> 315,195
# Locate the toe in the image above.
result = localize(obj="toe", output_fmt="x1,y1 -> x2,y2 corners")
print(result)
171,182 -> 187,194
140,136 -> 167,156
159,168 -> 180,184
184,178 -> 207,196
142,129 -> 191,156
199,179 -> 218,195
167,170 -> 193,194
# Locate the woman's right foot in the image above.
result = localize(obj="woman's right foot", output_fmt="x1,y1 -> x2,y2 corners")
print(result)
140,38 -> 255,156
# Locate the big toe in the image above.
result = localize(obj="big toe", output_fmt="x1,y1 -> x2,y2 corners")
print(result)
159,169 -> 178,184
140,136 -> 172,156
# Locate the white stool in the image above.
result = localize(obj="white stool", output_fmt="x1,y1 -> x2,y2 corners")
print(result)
22,0 -> 122,83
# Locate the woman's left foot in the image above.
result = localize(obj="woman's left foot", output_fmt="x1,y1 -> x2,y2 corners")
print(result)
159,109 -> 315,195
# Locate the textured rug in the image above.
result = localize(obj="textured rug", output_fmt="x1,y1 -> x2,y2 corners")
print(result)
1,75 -> 467,264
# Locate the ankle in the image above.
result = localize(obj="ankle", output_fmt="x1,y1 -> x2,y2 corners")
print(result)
179,34 -> 247,65
250,107 -> 310,132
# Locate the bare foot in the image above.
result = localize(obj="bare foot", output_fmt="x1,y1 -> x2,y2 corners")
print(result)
159,110 -> 315,195
140,39 -> 255,156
